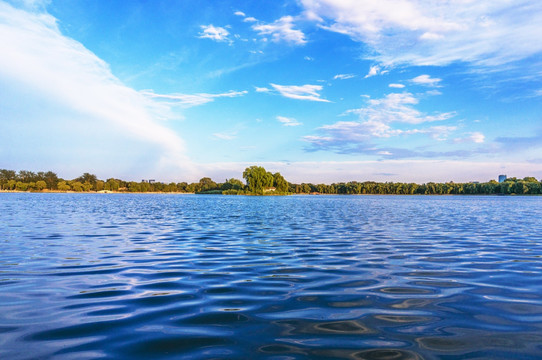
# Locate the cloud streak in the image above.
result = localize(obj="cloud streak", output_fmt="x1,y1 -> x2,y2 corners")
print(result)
141,90 -> 247,107
304,92 -> 457,153
0,2 -> 195,179
277,116 -> 302,126
333,74 -> 355,80
300,0 -> 542,71
270,83 -> 330,102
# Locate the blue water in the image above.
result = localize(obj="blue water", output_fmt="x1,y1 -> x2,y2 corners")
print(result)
1,193 -> 542,359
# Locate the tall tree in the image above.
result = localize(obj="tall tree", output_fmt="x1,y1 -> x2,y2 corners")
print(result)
243,166 -> 273,194
273,172 -> 288,192
198,177 -> 218,192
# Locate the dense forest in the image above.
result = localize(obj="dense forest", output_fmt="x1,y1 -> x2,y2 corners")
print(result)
1,166 -> 541,195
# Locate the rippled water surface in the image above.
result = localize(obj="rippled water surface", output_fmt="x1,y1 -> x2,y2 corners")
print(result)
1,193 -> 542,359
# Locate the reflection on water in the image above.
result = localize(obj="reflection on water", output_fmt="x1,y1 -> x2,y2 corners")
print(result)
1,193 -> 542,359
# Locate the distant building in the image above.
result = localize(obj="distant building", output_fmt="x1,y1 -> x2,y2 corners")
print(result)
498,174 -> 507,183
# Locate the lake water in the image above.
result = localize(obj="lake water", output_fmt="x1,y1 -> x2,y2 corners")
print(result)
1,193 -> 542,359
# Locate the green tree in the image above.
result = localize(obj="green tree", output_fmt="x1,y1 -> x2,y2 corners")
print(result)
18,170 -> 37,183
221,178 -> 244,191
105,179 -> 120,191
0,169 -> 16,189
6,179 -> 16,190
243,166 -> 273,194
273,172 -> 288,193
36,180 -> 47,191
186,183 -> 197,193
95,180 -> 105,192
128,182 -> 141,192
75,173 -> 98,187
42,171 -> 59,190
16,181 -> 28,191
70,181 -> 83,192
177,182 -> 188,192
57,181 -> 71,191
198,177 -> 218,192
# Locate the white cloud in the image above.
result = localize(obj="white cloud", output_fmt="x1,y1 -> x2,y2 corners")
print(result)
0,2 -> 196,179
277,116 -> 302,126
410,74 -> 442,87
389,83 -> 405,88
213,132 -> 237,140
234,11 -> 245,17
347,92 -> 454,125
420,32 -> 443,40
244,17 -> 258,23
270,83 -> 330,102
470,132 -> 486,143
300,0 -> 542,70
198,25 -> 230,42
13,0 -> 50,11
365,65 -> 382,78
254,86 -> 271,92
425,90 -> 442,96
141,90 -> 247,107
333,74 -> 355,80
422,125 -> 457,141
253,16 -> 306,45
454,132 -> 485,144
304,56 -> 314,61
304,92 -> 456,151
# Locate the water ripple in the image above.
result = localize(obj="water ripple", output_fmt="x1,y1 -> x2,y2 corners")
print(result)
1,193 -> 542,359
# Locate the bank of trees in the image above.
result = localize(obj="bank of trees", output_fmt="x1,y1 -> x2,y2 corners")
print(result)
1,167 -> 542,195
286,178 -> 542,195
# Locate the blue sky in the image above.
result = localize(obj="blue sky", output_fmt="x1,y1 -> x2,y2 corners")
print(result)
1,0 -> 541,183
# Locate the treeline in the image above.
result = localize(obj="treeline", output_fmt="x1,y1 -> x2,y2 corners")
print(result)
287,177 -> 542,195
1,167 -> 542,195
0,166 -> 289,195
0,169 -> 236,193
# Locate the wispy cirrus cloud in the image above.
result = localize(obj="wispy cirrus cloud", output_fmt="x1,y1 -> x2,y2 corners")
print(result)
304,92 -> 457,153
300,0 -> 542,72
213,132 -> 237,140
333,74 -> 355,80
389,83 -> 405,88
141,90 -> 247,107
254,86 -> 271,93
345,92 -> 454,125
253,16 -> 306,45
198,24 -> 231,43
277,116 -> 302,126
270,83 -> 330,102
0,1 -> 196,179
454,132 -> 485,144
495,131 -> 542,151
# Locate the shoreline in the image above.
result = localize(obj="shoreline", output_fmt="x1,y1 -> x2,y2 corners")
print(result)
0,189 -> 195,195
1,190 -> 535,196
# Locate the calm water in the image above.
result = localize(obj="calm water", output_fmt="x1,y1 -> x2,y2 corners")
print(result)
1,194 -> 542,359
